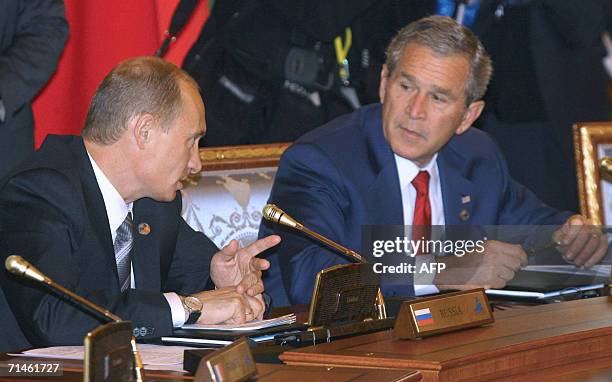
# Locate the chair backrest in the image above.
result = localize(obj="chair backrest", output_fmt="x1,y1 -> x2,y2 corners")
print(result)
573,121 -> 612,225
181,143 -> 290,248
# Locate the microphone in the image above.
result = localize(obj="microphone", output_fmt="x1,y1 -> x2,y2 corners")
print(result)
262,204 -> 386,318
5,255 -> 144,381
263,204 -> 366,263
5,255 -> 47,283
6,255 -> 121,323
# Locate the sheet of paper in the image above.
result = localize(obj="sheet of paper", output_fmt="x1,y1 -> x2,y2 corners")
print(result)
161,333 -> 278,347
11,344 -> 201,371
180,313 -> 296,331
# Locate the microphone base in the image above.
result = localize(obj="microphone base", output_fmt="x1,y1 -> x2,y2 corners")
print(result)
308,317 -> 395,340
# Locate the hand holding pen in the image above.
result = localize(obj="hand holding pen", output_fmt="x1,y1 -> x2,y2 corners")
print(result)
528,215 -> 609,268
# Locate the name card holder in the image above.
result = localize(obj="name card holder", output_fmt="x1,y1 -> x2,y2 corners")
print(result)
194,337 -> 257,382
394,289 -> 494,340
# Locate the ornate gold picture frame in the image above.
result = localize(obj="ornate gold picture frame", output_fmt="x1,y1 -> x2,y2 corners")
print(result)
573,122 -> 612,225
198,142 -> 291,171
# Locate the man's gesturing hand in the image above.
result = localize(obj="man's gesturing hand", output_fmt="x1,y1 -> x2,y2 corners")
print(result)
210,235 -> 280,296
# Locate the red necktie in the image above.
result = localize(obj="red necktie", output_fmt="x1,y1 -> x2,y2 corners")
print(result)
411,171 -> 431,255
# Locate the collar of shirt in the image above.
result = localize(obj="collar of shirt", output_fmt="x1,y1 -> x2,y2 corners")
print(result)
87,153 -> 133,243
394,153 -> 445,226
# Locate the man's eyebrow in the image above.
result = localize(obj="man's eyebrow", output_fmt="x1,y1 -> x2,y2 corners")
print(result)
397,71 -> 458,100
431,85 -> 454,98
398,72 -> 416,82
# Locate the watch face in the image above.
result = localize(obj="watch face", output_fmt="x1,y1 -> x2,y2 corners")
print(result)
185,296 -> 203,311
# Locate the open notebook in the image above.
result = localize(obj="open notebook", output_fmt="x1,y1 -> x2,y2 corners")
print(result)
486,264 -> 610,300
162,314 -> 305,347
179,313 -> 296,331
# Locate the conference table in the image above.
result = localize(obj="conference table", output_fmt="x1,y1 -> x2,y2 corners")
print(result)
0,356 -> 421,382
280,296 -> 612,382
2,297 -> 612,381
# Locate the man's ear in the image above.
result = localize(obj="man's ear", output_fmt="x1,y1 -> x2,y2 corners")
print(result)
379,64 -> 389,103
132,113 -> 156,149
456,100 -> 485,135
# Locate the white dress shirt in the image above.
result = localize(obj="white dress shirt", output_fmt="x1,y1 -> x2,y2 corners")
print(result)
394,153 -> 444,296
88,153 -> 186,327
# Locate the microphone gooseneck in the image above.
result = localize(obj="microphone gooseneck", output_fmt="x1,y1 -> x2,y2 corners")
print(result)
262,204 -> 365,263
5,255 -> 121,323
262,204 -> 385,318
5,255 -> 144,381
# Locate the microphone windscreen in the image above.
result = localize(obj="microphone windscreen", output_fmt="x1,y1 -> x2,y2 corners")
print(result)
262,204 -> 282,222
5,255 -> 26,275
5,255 -> 46,282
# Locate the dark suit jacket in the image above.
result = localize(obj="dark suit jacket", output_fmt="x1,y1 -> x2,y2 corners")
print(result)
0,135 -> 218,347
0,0 -> 68,180
259,104 -> 570,306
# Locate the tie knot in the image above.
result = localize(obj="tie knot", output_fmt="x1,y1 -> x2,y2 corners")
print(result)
411,171 -> 430,196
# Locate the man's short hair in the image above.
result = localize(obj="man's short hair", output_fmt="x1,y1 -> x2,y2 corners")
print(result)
385,15 -> 492,105
82,56 -> 199,145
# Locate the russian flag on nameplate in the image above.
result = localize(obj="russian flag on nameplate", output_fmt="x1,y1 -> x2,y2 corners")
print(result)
414,308 -> 434,326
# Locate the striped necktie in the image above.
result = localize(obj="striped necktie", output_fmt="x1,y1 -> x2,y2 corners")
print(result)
114,212 -> 133,292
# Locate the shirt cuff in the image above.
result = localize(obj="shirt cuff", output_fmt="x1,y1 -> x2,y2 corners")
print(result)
0,99 -> 5,123
414,253 -> 439,296
414,283 -> 439,296
164,292 -> 186,328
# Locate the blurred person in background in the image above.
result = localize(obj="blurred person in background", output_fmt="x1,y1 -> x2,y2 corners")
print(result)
0,0 -> 68,179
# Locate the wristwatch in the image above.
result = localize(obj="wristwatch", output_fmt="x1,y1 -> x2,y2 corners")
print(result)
180,295 -> 203,325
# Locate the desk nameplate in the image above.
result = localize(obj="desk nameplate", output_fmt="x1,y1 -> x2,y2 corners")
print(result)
394,289 -> 493,339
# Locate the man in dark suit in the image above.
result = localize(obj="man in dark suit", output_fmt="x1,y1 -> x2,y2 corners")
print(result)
0,57 -> 279,347
0,0 -> 69,180
259,16 -> 608,307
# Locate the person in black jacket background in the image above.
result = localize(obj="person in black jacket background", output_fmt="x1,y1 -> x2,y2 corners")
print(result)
472,0 -> 610,212
181,0 -> 430,146
0,0 -> 69,180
